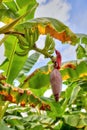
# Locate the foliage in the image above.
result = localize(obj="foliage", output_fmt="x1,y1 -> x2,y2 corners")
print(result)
0,0 -> 87,130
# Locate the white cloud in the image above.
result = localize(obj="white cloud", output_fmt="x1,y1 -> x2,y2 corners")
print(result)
35,0 -> 71,24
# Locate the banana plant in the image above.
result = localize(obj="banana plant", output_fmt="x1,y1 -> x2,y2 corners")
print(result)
0,0 -> 87,130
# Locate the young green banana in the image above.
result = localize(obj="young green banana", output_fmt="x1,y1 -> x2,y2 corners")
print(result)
44,34 -> 55,54
15,49 -> 29,56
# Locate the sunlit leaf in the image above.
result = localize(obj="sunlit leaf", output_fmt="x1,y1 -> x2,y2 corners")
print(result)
82,37 -> 87,44
0,0 -> 38,23
65,82 -> 77,99
0,58 -> 9,74
60,68 -> 78,81
76,44 -> 86,59
28,71 -> 50,89
21,65 -> 51,89
30,86 -> 48,97
0,3 -> 38,34
76,33 -> 87,44
30,125 -> 44,130
64,113 -> 87,128
61,60 -> 87,82
4,35 -> 27,83
64,114 -> 80,127
0,121 -> 15,130
77,61 -> 87,78
69,86 -> 81,105
6,119 -> 25,130
78,80 -> 87,91
16,0 -> 38,20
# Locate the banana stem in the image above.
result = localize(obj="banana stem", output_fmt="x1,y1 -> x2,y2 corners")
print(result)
5,31 -> 24,36
0,35 -> 8,46
33,44 -> 55,63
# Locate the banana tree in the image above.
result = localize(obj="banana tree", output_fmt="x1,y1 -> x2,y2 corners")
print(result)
0,0 -> 87,130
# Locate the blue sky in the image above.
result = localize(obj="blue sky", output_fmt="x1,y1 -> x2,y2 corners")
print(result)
69,0 -> 87,33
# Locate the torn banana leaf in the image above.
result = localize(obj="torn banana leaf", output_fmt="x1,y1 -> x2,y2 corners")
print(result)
15,17 -> 77,44
0,82 -> 50,110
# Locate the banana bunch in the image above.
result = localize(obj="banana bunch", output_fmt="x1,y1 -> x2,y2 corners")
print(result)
25,27 -> 39,48
43,34 -> 55,54
16,27 -> 39,56
15,35 -> 29,56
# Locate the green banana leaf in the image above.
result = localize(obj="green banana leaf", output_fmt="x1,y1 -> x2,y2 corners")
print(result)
0,0 -> 38,23
21,65 -> 51,89
0,121 -> 15,130
61,60 -> 87,82
0,3 -> 38,34
0,35 -> 27,84
63,112 -> 87,128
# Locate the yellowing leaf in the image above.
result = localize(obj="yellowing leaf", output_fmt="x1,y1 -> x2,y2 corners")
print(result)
79,73 -> 87,78
61,63 -> 76,70
45,25 -> 71,42
36,18 -> 77,44
62,74 -> 70,80
38,24 -> 45,34
16,17 -> 77,44
38,24 -> 71,42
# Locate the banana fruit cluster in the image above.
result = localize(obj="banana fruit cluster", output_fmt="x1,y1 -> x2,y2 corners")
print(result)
43,34 -> 55,55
